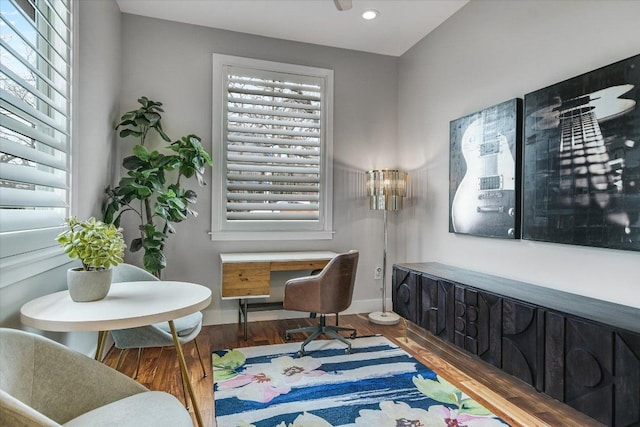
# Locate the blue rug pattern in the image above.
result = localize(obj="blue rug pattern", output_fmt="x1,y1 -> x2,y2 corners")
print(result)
213,336 -> 509,427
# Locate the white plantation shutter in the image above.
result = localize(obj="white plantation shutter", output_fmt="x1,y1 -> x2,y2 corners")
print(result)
212,55 -> 333,239
0,0 -> 73,284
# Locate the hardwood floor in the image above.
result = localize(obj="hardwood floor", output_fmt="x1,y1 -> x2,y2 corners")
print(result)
103,314 -> 603,427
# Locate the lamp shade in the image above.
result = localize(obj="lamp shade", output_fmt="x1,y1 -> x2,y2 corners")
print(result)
366,169 -> 407,211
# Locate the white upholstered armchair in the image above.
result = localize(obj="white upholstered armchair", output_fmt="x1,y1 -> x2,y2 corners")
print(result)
0,328 -> 192,426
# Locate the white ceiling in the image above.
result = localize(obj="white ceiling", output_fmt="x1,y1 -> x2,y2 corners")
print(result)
115,0 -> 468,57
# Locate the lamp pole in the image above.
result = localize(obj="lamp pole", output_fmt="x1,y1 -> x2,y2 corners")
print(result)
382,209 -> 388,314
368,207 -> 400,325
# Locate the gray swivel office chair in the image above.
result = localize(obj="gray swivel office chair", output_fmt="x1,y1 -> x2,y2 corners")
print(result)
109,264 -> 207,405
283,250 -> 359,356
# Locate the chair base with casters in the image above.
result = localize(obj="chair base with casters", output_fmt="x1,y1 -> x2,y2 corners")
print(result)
285,314 -> 357,356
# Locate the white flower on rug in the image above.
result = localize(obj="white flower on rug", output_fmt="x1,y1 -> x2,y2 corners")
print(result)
354,401 -> 446,427
427,406 -> 508,427
217,355 -> 325,403
355,402 -> 506,427
276,412 -> 332,427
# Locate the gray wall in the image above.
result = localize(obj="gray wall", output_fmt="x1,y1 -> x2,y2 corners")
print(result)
74,0 -> 123,218
397,0 -> 640,308
119,14 -> 399,323
0,0 -> 122,355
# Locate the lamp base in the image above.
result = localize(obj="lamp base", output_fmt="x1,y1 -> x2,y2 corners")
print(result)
368,311 -> 400,326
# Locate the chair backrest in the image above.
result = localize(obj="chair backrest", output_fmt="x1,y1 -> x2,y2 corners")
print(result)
112,263 -> 158,283
318,250 -> 359,313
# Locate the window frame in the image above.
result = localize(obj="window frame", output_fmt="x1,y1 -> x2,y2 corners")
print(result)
211,54 -> 334,241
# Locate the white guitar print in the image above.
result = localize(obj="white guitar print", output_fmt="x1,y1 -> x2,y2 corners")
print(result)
451,108 -> 517,238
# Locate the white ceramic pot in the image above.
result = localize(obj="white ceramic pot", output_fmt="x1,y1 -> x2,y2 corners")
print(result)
67,268 -> 113,302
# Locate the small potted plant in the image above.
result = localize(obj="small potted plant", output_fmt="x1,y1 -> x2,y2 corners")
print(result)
57,217 -> 126,302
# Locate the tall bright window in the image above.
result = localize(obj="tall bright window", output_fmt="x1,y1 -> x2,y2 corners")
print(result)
0,0 -> 73,285
211,54 -> 333,240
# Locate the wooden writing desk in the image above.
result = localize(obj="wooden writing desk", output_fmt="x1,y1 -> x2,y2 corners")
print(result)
220,251 -> 337,338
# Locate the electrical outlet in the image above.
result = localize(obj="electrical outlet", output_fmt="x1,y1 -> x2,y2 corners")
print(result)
374,266 -> 383,280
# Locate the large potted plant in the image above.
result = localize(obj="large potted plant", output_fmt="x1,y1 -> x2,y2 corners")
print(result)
102,97 -> 212,277
57,217 -> 126,302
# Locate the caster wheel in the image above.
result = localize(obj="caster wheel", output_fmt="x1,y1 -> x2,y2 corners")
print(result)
345,347 -> 352,354
296,350 -> 305,357
350,332 -> 357,339
284,334 -> 291,341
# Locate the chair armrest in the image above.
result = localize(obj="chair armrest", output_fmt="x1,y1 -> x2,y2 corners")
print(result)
0,390 -> 61,427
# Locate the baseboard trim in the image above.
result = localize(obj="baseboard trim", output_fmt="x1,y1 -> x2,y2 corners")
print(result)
202,298 -> 388,326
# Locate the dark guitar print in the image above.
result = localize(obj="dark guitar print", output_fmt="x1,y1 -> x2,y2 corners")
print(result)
530,85 -> 636,234
451,111 -> 516,238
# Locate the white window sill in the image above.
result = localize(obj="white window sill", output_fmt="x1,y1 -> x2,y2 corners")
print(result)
210,230 -> 334,241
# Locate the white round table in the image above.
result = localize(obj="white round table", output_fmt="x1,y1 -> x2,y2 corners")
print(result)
20,280 -> 212,427
21,281 -> 212,332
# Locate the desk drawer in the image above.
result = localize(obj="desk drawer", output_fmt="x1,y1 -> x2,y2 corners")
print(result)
222,262 -> 270,297
271,260 -> 329,272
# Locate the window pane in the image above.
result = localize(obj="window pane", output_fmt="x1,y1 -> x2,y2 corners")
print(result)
225,65 -> 325,225
0,0 -> 71,261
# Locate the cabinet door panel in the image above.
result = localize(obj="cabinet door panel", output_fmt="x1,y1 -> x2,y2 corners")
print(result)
430,279 -> 455,343
418,275 -> 438,332
545,311 -> 565,401
502,300 -> 539,389
565,317 -> 614,426
453,286 -> 502,367
546,313 -> 615,426
615,331 -> 640,426
392,268 -> 418,324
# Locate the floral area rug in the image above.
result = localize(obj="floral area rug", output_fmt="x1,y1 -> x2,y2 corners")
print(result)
213,336 -> 510,427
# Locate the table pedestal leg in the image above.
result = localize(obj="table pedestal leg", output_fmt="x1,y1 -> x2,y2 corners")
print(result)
95,331 -> 108,361
169,320 -> 204,427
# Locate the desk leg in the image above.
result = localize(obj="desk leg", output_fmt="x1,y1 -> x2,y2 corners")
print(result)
243,299 -> 248,340
238,299 -> 249,340
95,331 -> 108,361
169,320 -> 204,427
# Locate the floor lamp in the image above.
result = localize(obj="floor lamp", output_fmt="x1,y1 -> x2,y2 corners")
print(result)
366,169 -> 408,325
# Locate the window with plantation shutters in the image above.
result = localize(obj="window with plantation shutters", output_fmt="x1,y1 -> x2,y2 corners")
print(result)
212,55 -> 333,240
0,0 -> 72,285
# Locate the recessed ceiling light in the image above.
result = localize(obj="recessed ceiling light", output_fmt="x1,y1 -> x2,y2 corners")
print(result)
362,9 -> 379,20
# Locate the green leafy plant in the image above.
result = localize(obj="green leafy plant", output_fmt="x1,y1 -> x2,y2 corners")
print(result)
102,97 -> 212,276
57,217 -> 126,271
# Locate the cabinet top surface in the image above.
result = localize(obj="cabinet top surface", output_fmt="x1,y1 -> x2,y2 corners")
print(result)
396,262 -> 640,334
220,251 -> 337,263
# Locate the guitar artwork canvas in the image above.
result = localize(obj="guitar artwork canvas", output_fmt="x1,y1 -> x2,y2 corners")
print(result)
449,98 -> 522,239
523,54 -> 640,251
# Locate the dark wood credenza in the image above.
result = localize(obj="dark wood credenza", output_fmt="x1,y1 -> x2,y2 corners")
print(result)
392,262 -> 640,427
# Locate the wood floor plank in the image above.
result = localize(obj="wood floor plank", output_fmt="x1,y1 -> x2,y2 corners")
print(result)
103,315 -> 602,427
